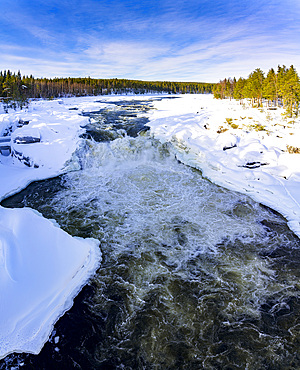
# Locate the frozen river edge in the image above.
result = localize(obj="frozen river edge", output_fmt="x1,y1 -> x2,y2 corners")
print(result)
0,93 -> 299,359
149,94 -> 300,238
0,97 -> 103,359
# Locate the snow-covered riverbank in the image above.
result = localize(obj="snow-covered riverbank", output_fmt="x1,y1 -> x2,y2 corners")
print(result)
149,94 -> 300,237
0,98 -> 102,359
0,93 -> 299,359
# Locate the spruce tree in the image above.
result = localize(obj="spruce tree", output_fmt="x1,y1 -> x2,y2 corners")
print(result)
247,68 -> 265,107
281,65 -> 300,117
263,68 -> 277,107
233,77 -> 246,102
277,65 -> 288,107
213,82 -> 223,99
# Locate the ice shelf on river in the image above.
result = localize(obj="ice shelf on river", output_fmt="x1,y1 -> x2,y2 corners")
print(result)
0,207 -> 100,358
0,98 -> 102,359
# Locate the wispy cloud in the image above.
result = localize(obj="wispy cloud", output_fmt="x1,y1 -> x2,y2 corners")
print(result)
0,0 -> 299,81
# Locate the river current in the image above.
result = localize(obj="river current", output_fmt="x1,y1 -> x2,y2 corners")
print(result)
1,98 -> 300,369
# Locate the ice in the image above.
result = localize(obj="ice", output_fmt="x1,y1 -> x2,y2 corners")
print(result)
0,98 -> 102,359
0,207 -> 100,358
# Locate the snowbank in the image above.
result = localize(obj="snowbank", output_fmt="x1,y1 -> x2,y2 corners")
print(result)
0,98 -> 102,359
148,94 -> 300,237
0,207 -> 100,358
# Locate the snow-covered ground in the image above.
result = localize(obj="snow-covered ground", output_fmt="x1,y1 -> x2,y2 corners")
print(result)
149,94 -> 300,237
0,93 -> 299,359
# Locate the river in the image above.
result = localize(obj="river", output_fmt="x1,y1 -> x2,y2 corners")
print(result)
1,98 -> 300,369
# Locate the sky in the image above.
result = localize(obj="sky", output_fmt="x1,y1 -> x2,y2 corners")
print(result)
0,0 -> 300,82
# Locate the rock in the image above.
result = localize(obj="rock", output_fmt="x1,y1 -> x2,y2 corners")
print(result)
12,127 -> 41,145
0,137 -> 11,156
13,136 -> 41,144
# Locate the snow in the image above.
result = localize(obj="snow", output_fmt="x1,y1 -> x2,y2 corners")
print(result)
0,207 -> 100,357
0,93 -> 300,359
148,94 -> 300,237
0,98 -> 102,359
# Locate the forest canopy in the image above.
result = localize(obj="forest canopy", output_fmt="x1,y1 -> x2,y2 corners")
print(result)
0,70 -> 214,110
213,65 -> 300,117
3,67 -> 299,118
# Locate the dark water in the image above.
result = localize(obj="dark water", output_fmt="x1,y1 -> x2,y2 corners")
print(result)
80,99 -> 152,142
1,99 -> 300,369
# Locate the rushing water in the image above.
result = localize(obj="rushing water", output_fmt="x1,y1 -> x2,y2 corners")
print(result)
1,98 -> 300,369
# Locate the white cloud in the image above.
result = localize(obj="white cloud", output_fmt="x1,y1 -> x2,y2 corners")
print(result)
1,0 -> 300,82
1,31 -> 300,82
84,40 -> 168,64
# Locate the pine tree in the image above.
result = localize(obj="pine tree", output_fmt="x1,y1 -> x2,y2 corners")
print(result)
277,65 -> 288,107
247,68 -> 265,107
233,77 -> 246,102
263,68 -> 277,106
213,82 -> 223,99
225,78 -> 233,99
281,65 -> 300,117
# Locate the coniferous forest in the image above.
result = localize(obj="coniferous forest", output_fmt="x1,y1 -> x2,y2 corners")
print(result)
0,70 -> 214,110
2,67 -> 299,118
213,65 -> 300,117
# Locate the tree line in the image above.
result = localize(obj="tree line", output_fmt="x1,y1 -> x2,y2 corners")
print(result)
213,65 -> 300,117
0,70 -> 214,110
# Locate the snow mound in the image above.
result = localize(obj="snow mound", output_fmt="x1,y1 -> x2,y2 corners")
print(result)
0,206 -> 101,359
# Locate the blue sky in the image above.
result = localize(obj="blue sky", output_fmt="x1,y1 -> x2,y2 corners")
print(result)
0,0 -> 300,82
